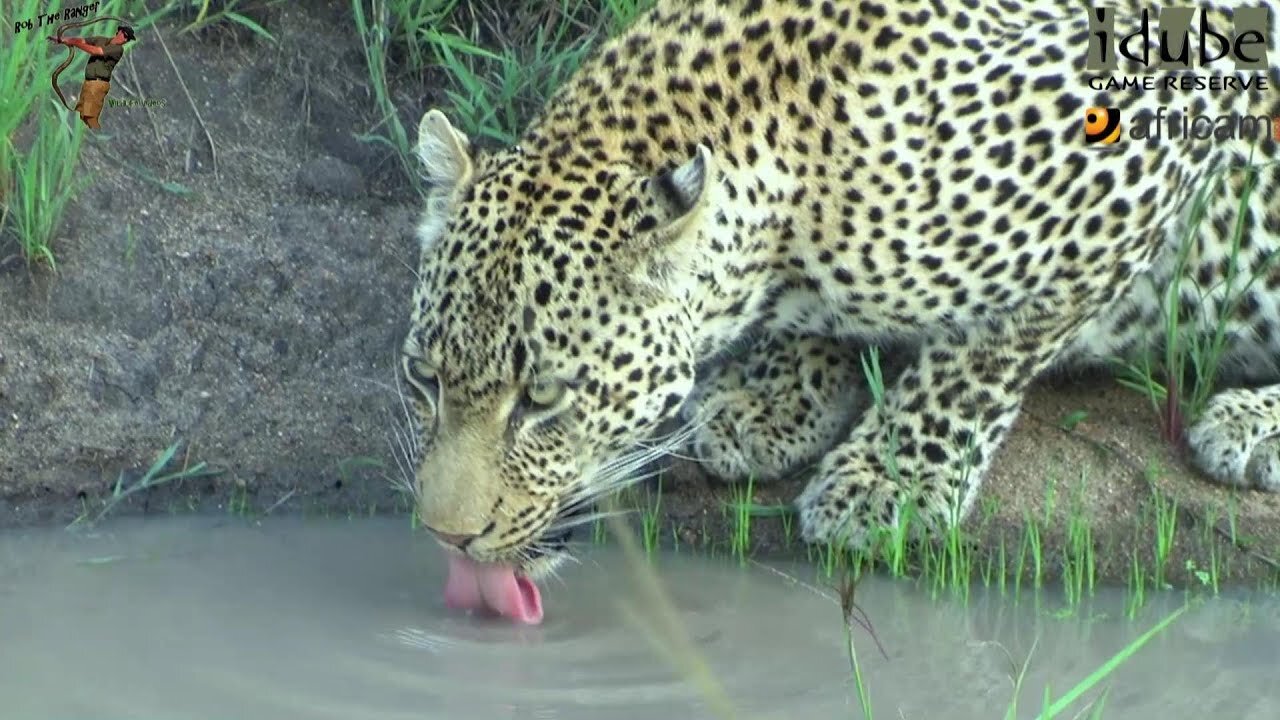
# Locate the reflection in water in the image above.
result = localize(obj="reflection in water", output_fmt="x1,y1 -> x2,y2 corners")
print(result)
1,516 -> 1277,719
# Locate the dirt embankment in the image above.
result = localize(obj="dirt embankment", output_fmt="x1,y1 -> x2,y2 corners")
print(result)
2,2 -> 1278,590
1,2 -> 421,524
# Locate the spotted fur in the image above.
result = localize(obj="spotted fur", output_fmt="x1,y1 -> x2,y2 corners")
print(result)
402,0 -> 1280,573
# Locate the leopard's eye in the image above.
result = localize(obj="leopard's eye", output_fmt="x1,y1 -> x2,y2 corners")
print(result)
523,378 -> 567,412
402,356 -> 440,404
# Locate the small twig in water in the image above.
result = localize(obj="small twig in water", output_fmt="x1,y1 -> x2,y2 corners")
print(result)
263,488 -> 297,516
750,558 -> 890,660
837,570 -> 890,662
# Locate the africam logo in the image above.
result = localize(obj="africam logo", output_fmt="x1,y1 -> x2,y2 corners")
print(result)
1083,107 -> 1122,144
1084,106 -> 1280,145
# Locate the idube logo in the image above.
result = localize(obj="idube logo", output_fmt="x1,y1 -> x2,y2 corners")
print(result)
1085,5 -> 1271,92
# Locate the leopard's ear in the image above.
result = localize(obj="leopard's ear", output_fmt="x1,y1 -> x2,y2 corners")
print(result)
627,145 -> 716,294
643,144 -> 714,240
416,109 -> 473,193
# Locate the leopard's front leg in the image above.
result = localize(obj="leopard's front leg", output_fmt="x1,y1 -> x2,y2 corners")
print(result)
796,313 -> 1078,551
682,332 -> 867,482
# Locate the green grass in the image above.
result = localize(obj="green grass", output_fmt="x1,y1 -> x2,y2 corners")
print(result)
356,0 -> 655,193
835,564 -> 1189,720
1190,506 -> 1222,596
165,0 -> 278,40
0,0 -> 93,269
0,0 -> 238,269
422,0 -> 651,145
714,449 -> 1228,627
98,0 -> 282,40
640,477 -> 663,556
1062,474 -> 1097,607
596,488 -> 1192,720
593,475 -> 665,555
381,0 -> 458,76
5,96 -> 86,269
727,474 -> 755,565
1032,602 -> 1184,718
592,507 -> 609,544
581,337 -> 1233,634
1148,467 -> 1179,590
67,441 -> 221,528
352,0 -> 433,195
226,482 -> 251,516
1016,507 -> 1044,598
1115,155 -> 1280,446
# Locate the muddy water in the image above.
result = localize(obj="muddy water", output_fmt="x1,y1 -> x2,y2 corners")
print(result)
1,516 -> 1277,720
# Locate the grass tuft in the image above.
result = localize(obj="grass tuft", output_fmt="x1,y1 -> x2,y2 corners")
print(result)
359,0 -> 655,191
1115,155 -> 1280,445
0,0 -> 92,269
727,473 -> 755,565
352,0 -> 426,195
68,441 -> 221,528
1033,603 -> 1186,718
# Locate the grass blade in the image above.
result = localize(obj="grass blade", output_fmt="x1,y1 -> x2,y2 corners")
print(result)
1034,604 -> 1185,719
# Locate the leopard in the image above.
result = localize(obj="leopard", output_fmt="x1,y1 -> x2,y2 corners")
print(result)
398,0 -> 1280,619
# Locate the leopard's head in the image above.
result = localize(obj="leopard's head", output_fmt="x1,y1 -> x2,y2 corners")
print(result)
401,110 -> 717,585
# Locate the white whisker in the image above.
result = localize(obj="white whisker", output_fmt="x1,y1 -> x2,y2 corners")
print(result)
342,371 -> 402,396
368,354 -> 425,502
573,467 -> 642,499
545,508 -> 634,534
562,465 -> 662,509
383,416 -> 419,494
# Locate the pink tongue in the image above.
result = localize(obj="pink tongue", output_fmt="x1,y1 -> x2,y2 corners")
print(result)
443,553 -> 543,625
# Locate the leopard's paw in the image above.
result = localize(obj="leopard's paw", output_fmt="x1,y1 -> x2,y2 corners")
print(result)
1187,386 -> 1280,492
795,445 -> 956,553
683,336 -> 862,483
